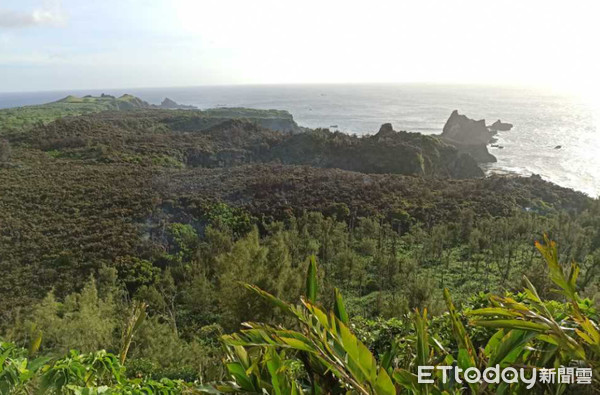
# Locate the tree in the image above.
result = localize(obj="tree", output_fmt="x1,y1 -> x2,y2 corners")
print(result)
207,237 -> 600,394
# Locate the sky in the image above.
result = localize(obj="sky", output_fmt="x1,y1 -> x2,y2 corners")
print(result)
1,0 -> 599,96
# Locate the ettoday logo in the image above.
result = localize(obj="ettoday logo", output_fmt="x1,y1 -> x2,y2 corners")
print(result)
417,365 -> 593,389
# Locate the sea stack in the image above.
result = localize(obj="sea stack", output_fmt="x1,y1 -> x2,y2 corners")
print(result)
440,110 -> 497,163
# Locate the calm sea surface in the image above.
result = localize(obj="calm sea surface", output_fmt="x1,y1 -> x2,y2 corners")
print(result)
1,84 -> 598,197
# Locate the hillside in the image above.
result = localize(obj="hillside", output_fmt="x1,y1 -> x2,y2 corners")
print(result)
7,110 -> 482,178
0,105 -> 599,392
0,108 -> 593,313
0,94 -> 301,133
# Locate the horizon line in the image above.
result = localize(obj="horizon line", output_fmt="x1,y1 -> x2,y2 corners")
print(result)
0,80 -> 557,95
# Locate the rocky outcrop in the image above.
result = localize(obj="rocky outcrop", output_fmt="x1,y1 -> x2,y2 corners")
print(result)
442,110 -> 494,145
271,123 -> 484,178
254,117 -> 302,134
440,110 -> 496,163
376,123 -> 396,138
115,95 -> 152,109
157,98 -> 197,110
165,108 -> 302,134
488,119 -> 513,132
179,120 -> 484,178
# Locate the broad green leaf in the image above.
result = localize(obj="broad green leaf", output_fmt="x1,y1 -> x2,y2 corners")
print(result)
333,288 -> 349,325
488,329 -> 537,366
374,367 -> 395,395
466,308 -> 523,318
470,319 -> 549,332
306,256 -> 318,303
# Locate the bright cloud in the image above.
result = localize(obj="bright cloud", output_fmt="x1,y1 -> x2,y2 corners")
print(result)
0,0 -> 66,29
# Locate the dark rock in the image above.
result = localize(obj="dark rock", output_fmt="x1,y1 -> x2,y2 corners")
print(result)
265,122 -> 485,178
439,110 -> 496,163
378,123 -> 394,133
442,110 -> 493,145
453,144 -> 497,162
376,123 -> 396,139
177,120 -> 483,178
554,145 -> 562,149
489,119 -> 513,132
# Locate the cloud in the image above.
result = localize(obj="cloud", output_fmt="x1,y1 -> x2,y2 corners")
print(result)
0,1 -> 66,28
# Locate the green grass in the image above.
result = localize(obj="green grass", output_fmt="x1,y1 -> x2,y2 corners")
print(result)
0,95 -> 298,134
0,95 -> 134,132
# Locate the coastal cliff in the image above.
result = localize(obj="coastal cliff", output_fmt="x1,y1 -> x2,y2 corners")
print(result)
1,94 -> 302,135
270,123 -> 483,178
22,111 -> 483,179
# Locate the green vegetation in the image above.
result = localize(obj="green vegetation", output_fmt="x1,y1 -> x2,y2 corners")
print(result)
1,239 -> 598,393
0,341 -> 191,394
0,101 -> 599,393
205,237 -> 599,394
201,107 -> 296,120
0,94 -> 300,134
0,94 -> 150,132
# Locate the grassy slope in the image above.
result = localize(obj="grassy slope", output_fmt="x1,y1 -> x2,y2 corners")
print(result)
0,95 -> 146,131
0,94 -> 298,133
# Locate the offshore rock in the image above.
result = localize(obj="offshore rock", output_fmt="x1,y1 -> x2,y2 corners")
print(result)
440,110 -> 497,163
488,119 -> 513,132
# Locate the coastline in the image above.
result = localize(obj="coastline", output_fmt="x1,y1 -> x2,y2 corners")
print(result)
1,84 -> 598,197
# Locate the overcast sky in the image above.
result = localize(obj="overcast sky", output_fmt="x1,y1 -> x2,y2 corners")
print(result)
1,0 -> 599,96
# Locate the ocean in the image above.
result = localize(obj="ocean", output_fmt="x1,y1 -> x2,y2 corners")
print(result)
1,84 -> 598,198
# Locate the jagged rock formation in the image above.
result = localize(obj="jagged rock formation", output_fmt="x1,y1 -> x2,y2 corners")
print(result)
488,119 -> 513,132
249,121 -> 482,178
440,110 -> 496,163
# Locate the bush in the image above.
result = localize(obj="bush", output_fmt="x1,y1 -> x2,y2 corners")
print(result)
0,139 -> 10,162
205,238 -> 600,394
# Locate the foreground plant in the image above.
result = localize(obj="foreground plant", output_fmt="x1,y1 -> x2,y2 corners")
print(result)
0,301 -> 188,394
2,237 -> 598,394
206,237 -> 599,394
